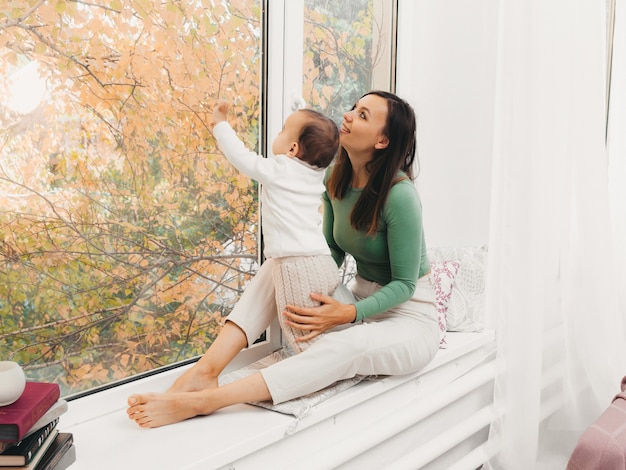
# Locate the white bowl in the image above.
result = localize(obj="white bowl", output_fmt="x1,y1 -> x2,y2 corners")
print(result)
0,361 -> 26,406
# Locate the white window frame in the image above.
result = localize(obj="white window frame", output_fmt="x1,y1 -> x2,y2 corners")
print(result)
266,0 -> 305,138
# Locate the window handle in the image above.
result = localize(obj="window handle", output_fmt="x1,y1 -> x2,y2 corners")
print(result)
291,93 -> 306,111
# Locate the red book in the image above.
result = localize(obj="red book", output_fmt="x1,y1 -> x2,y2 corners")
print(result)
0,382 -> 60,442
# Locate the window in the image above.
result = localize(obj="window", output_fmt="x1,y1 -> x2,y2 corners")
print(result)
0,0 -> 397,398
0,1 -> 270,396
302,0 -> 397,122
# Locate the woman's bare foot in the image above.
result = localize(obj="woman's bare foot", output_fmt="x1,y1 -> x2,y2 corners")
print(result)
167,366 -> 218,393
127,373 -> 272,429
127,390 -> 216,428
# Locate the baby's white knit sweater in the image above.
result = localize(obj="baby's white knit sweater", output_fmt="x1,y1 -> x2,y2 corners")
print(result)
213,122 -> 331,259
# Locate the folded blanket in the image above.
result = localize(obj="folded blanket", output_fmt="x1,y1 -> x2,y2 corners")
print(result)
219,348 -> 366,424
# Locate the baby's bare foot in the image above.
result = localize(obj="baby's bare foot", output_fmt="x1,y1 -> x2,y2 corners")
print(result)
167,367 -> 218,393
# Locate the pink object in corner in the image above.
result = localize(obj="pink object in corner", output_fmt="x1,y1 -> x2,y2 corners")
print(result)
566,376 -> 626,470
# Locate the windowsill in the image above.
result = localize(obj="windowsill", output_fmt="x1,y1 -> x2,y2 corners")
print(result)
62,330 -> 495,469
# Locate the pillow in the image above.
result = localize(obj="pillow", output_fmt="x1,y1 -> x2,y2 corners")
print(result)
430,260 -> 460,348
428,246 -> 488,332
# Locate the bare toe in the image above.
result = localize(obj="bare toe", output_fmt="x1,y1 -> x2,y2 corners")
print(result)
125,391 -> 212,428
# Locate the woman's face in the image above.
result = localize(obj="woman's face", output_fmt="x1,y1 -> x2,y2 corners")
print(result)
339,94 -> 389,156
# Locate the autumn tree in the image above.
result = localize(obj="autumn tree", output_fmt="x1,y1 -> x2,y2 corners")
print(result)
0,0 -> 262,394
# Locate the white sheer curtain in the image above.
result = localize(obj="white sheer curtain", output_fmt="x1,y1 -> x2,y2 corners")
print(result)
608,0 -> 626,331
485,1 -> 626,468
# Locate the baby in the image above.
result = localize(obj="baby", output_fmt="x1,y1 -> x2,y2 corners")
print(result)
212,102 -> 340,354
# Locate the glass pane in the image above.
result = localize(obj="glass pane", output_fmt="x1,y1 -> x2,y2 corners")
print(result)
303,0 -> 396,124
0,1 -> 263,396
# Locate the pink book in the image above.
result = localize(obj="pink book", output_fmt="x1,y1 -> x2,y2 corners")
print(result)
0,382 -> 60,442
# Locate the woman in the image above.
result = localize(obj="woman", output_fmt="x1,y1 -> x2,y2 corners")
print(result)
127,91 -> 439,428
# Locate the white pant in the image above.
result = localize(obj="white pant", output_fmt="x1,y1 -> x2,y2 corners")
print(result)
227,262 -> 439,405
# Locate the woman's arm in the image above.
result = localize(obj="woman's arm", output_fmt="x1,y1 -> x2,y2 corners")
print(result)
350,181 -> 425,321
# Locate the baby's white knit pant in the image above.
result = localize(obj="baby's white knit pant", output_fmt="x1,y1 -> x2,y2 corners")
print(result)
273,255 -> 339,354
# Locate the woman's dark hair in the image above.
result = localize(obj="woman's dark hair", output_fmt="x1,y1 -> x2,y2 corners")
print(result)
296,109 -> 340,169
326,90 -> 417,236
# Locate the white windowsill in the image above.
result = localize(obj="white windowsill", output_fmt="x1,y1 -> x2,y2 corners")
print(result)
61,330 -> 495,470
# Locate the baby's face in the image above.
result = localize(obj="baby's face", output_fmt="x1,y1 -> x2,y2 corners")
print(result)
271,111 -> 307,157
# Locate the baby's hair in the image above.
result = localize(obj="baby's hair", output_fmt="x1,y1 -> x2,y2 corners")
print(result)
296,109 -> 339,169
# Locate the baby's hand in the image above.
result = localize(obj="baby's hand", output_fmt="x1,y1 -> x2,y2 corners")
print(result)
212,101 -> 230,126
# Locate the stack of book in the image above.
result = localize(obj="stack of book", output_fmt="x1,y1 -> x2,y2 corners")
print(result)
0,382 -> 75,469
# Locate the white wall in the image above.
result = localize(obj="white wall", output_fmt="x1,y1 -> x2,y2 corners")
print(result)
396,1 -> 498,248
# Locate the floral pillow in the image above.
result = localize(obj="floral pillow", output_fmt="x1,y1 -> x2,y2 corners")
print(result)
429,246 -> 488,332
430,260 -> 461,348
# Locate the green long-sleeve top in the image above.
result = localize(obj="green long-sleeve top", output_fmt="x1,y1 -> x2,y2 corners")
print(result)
322,172 -> 430,322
